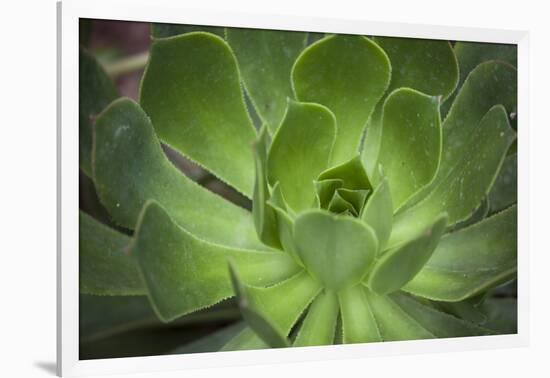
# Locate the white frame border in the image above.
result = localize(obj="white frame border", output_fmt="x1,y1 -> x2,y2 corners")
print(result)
58,0 -> 530,376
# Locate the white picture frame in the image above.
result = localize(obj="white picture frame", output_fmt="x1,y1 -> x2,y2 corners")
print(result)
58,0 -> 529,376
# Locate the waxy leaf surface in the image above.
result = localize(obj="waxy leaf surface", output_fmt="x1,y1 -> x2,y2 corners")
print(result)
226,29 -> 308,132
93,98 -> 265,250
140,32 -> 257,196
292,35 -> 390,165
131,201 -> 300,321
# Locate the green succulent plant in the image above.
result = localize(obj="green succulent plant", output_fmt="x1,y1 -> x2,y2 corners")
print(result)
79,23 -> 518,357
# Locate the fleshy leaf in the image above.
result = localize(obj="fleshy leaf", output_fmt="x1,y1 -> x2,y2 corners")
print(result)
390,292 -> 492,337
228,270 -> 321,337
365,288 -> 434,341
226,29 -> 307,132
292,35 -> 391,165
443,42 -> 517,117
318,155 -> 371,191
435,298 -> 488,325
229,263 -> 290,348
363,38 -> 458,178
266,183 -> 301,264
389,103 -> 515,247
252,127 -> 281,249
140,32 -> 257,196
294,290 -> 339,347
79,47 -> 118,177
360,177 -> 393,252
79,211 -> 144,296
327,191 -> 357,216
131,201 -> 300,321
404,205 -> 517,301
93,98 -> 265,250
220,327 -> 268,351
376,88 -> 442,209
339,285 -> 381,343
171,322 -> 247,355
336,188 -> 369,215
481,297 -> 517,334
314,179 -> 343,209
151,23 -> 225,38
488,154 -> 517,213
294,210 -> 378,290
267,101 -> 336,211
367,214 -> 448,295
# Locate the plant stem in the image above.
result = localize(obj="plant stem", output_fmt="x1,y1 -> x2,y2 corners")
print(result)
105,51 -> 149,77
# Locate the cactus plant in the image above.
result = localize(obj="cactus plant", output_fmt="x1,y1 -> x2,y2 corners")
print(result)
79,22 -> 517,358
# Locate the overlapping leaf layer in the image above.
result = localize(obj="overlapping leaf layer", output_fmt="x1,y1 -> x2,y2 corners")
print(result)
80,27 -> 518,354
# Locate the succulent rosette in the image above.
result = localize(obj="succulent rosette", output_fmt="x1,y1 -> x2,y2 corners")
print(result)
80,24 -> 517,355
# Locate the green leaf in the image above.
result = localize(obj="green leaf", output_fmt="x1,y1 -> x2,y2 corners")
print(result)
338,285 -> 381,343
389,104 -> 515,248
368,214 -> 448,295
229,270 -> 321,337
79,47 -> 118,177
318,155 -> 371,191
294,290 -> 339,347
229,263 -> 290,348
362,38 -> 457,178
365,288 -> 434,341
131,201 -> 300,321
481,298 -> 517,334
488,154 -> 517,213
292,35 -> 391,165
376,88 -> 442,209
80,294 -> 157,343
252,127 -> 281,249
404,205 -> 517,301
336,188 -> 370,215
140,32 -> 256,197
314,179 -> 343,209
151,23 -> 225,38
390,292 -> 492,337
226,29 -> 307,132
375,37 -> 459,100
443,42 -> 517,117
93,98 -> 265,250
434,298 -> 488,325
266,183 -> 301,264
220,327 -> 268,351
267,100 -> 336,211
79,211 -> 144,296
327,191 -> 357,216
294,210 -> 378,290
171,322 -> 247,355
361,178 -> 393,252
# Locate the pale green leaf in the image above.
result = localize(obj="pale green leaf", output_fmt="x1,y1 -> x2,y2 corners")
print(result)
376,88 -> 442,209
360,178 -> 393,252
226,28 -> 307,132
140,32 -> 257,196
294,210 -> 378,290
368,214 -> 448,295
294,291 -> 339,347
267,100 -> 336,211
93,98 -> 265,250
404,205 -> 517,301
389,104 -> 515,247
338,285 -> 381,343
131,201 -> 300,321
252,126 -> 281,249
292,35 -> 391,165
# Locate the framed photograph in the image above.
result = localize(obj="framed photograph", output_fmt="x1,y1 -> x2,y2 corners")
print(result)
58,0 -> 529,376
